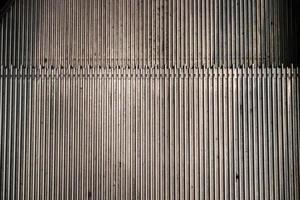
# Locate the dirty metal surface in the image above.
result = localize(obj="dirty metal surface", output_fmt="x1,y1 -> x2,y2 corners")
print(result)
0,65 -> 299,200
0,0 -> 299,66
0,0 -> 299,199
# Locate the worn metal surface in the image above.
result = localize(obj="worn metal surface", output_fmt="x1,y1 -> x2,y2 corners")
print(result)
0,0 -> 299,66
0,65 -> 299,200
0,0 -> 300,199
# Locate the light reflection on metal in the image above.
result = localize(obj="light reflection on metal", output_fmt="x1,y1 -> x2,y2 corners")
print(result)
0,0 -> 299,66
0,0 -> 299,199
0,65 -> 299,199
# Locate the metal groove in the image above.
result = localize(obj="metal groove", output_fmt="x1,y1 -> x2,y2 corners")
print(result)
0,65 -> 299,200
0,0 -> 299,66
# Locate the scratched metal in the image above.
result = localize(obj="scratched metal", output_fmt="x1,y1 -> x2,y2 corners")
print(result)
0,65 -> 299,200
0,0 -> 299,66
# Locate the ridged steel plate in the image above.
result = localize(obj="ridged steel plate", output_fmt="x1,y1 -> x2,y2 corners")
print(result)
0,65 -> 299,200
0,0 -> 299,66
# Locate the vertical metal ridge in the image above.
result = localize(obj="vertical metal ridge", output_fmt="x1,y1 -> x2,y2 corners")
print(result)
0,3 -> 299,200
0,0 -> 299,66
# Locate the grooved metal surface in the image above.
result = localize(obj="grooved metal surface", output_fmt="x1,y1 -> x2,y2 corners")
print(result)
0,0 -> 15,18
0,65 -> 299,200
0,0 -> 299,66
